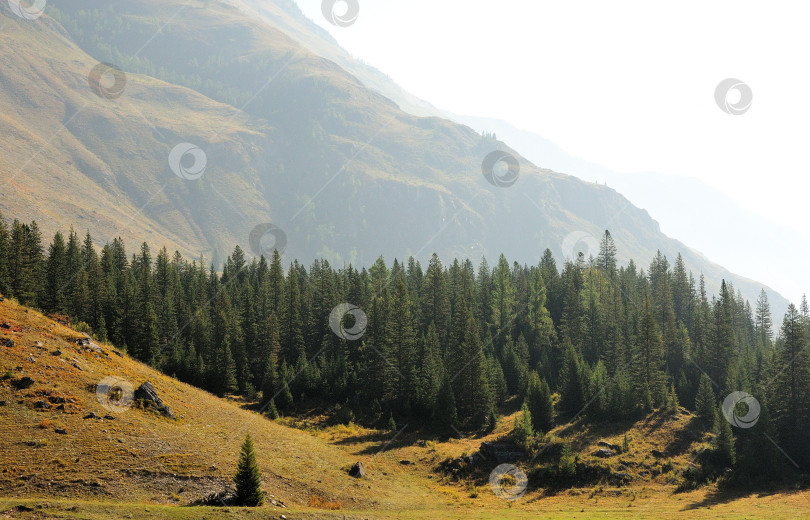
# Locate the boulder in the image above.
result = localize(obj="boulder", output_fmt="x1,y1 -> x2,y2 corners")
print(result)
134,382 -> 175,419
611,472 -> 634,484
595,448 -> 615,458
12,376 -> 34,389
598,441 -> 622,452
1,338 -> 14,348
1,322 -> 10,329
348,461 -> 366,478
479,442 -> 526,463
33,400 -> 51,410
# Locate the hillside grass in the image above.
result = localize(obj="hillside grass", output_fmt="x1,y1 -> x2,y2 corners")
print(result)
2,298 -> 810,519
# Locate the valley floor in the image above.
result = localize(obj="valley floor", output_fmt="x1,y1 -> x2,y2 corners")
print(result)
2,489 -> 810,520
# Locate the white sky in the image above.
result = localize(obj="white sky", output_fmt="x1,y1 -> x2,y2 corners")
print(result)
295,0 -> 810,302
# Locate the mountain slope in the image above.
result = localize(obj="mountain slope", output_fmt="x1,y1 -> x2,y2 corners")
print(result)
0,1 -> 788,316
0,297 -> 437,510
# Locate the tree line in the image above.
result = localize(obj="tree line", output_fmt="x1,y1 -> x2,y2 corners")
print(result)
1,213 -> 809,481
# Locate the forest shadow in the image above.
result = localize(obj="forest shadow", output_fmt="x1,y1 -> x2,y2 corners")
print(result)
664,416 -> 707,456
681,486 -> 793,511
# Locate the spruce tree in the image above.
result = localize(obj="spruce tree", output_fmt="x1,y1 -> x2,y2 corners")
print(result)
694,373 -> 716,429
525,371 -> 554,433
234,435 -> 264,506
43,231 -> 67,313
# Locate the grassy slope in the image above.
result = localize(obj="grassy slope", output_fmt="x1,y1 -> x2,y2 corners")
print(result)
0,298 -> 439,513
2,299 -> 810,518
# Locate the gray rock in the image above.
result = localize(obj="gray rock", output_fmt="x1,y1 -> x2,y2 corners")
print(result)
611,472 -> 634,484
595,448 -> 615,458
348,461 -> 366,478
33,400 -> 51,410
134,382 -> 175,419
599,441 -> 622,452
1,338 -> 14,348
479,441 -> 526,463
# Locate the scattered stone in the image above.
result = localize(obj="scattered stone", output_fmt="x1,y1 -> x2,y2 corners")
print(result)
652,449 -> 665,458
55,428 -> 67,435
12,376 -> 35,389
27,356 -> 36,363
348,461 -> 366,478
113,350 -> 123,357
1,338 -> 14,348
34,400 -> 51,410
134,382 -> 175,419
72,363 -> 82,371
104,415 -> 115,420
595,448 -> 615,458
1,322 -> 10,329
84,412 -> 98,419
399,460 -> 413,465
51,350 -> 62,356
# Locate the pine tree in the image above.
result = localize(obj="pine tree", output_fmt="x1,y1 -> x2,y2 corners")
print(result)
525,371 -> 554,434
434,373 -> 458,434
0,212 -> 9,296
281,265 -> 306,363
773,304 -> 810,462
713,406 -> 736,467
491,254 -> 516,334
514,402 -> 534,444
43,231 -> 67,313
421,254 -> 451,347
234,435 -> 264,506
596,230 -> 617,277
446,303 -> 493,429
694,373 -> 716,429
414,323 -> 443,416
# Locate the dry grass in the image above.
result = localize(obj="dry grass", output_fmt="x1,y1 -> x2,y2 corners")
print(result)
3,298 -> 810,519
308,495 -> 342,510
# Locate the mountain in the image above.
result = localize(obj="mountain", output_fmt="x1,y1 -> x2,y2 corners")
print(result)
0,0 -> 788,318
450,114 -> 804,316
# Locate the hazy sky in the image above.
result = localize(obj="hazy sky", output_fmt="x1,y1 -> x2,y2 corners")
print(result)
296,0 -> 810,302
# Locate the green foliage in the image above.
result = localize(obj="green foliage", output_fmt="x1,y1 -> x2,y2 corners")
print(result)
6,210 -> 810,476
513,403 -> 534,445
694,374 -> 716,429
234,435 -> 264,507
525,372 -> 554,434
558,442 -> 576,479
713,407 -> 736,468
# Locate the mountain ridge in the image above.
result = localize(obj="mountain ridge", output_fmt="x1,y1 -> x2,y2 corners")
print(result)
0,1 -> 789,319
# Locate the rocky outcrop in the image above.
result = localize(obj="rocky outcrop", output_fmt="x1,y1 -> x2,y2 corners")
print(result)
134,382 -> 175,419
479,442 -> 526,463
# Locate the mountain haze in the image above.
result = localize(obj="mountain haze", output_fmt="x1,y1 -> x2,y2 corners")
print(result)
0,0 -> 787,317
